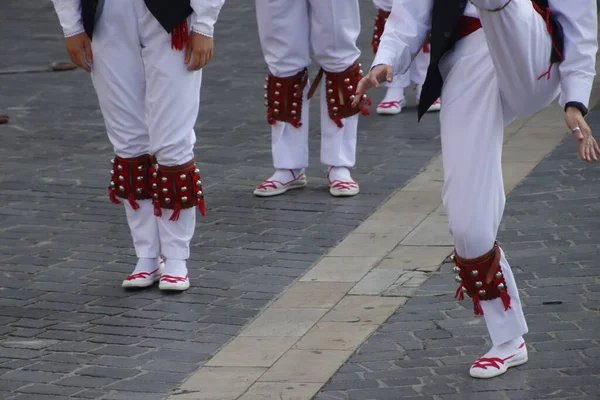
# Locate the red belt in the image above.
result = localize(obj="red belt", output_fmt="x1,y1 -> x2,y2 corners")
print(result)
456,16 -> 482,40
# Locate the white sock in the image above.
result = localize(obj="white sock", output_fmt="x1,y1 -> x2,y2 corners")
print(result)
328,166 -> 353,182
416,84 -> 423,101
267,169 -> 302,183
381,86 -> 405,104
132,257 -> 159,275
163,259 -> 188,278
482,336 -> 524,359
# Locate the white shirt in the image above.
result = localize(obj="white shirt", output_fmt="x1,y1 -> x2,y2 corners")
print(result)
50,0 -> 225,38
373,0 -> 598,108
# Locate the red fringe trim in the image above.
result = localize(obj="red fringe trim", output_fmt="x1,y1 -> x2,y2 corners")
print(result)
500,290 -> 512,311
127,195 -> 140,210
169,205 -> 182,222
333,117 -> 344,128
171,20 -> 190,51
455,284 -> 465,302
109,188 -> 121,205
473,297 -> 484,316
153,200 -> 162,217
198,198 -> 206,217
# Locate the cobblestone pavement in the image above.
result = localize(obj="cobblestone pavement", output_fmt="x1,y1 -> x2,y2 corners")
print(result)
316,111 -> 600,400
0,1 -> 442,399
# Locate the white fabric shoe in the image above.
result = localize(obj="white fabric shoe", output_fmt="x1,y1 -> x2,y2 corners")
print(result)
426,98 -> 441,112
158,274 -> 190,291
327,168 -> 359,197
470,341 -> 528,379
121,258 -> 164,288
253,169 -> 307,197
376,98 -> 404,115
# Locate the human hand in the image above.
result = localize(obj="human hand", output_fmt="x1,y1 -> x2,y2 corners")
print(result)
65,32 -> 93,72
565,107 -> 600,162
351,64 -> 394,107
185,32 -> 214,71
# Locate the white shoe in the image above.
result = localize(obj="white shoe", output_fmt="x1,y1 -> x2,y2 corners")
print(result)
121,258 -> 164,288
253,170 -> 307,197
469,342 -> 528,379
426,98 -> 441,112
158,274 -> 190,291
376,99 -> 404,115
327,174 -> 359,197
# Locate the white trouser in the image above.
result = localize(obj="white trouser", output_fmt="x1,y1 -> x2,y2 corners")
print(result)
255,0 -> 361,170
439,0 -> 560,345
91,0 -> 200,260
372,0 -> 429,92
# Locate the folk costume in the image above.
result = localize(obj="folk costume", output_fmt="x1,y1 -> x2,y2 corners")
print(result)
373,0 -> 597,378
372,0 -> 441,115
51,0 -> 225,291
253,0 -> 369,197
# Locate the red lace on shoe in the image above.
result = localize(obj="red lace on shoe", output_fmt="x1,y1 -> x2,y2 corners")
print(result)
160,274 -> 189,283
329,180 -> 358,191
256,171 -> 304,190
125,268 -> 159,281
377,100 -> 402,109
471,343 -> 525,370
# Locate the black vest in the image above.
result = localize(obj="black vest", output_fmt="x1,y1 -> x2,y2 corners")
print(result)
82,0 -> 193,39
418,0 -> 564,120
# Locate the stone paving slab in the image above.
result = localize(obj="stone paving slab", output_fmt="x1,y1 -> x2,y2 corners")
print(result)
316,110 -> 600,400
0,2 -> 441,399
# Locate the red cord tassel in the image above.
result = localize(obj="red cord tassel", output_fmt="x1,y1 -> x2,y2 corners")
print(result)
198,198 -> 206,217
171,20 -> 189,51
127,195 -> 140,210
473,297 -> 484,316
153,200 -> 162,217
333,117 -> 344,128
500,290 -> 512,311
109,188 -> 121,204
169,205 -> 182,222
455,284 -> 465,302
360,107 -> 370,116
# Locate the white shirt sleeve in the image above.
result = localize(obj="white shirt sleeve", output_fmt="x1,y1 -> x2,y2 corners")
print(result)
190,0 -> 226,38
371,0 -> 433,75
50,0 -> 85,38
549,0 -> 598,109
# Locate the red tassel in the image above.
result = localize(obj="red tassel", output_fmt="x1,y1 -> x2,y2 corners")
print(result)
171,20 -> 189,51
198,198 -> 206,217
333,117 -> 344,128
455,284 -> 465,301
360,107 -> 370,116
500,290 -> 512,311
109,188 -> 121,205
169,205 -> 182,222
473,297 -> 484,316
127,195 -> 140,210
154,200 -> 162,217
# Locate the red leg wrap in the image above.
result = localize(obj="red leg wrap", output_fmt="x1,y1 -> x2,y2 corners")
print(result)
452,242 -> 511,316
109,155 -> 154,207
154,159 -> 206,221
171,20 -> 190,51
372,9 -> 390,54
264,69 -> 308,128
307,62 -> 371,128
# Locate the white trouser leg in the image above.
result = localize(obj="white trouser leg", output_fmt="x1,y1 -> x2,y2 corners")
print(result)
90,0 -> 148,159
125,200 -> 161,258
309,0 -> 361,168
439,30 -> 527,346
411,47 -> 430,87
319,83 -> 358,168
471,0 -> 560,117
91,0 -> 160,259
372,0 -> 392,10
137,0 -> 201,260
256,0 -> 311,170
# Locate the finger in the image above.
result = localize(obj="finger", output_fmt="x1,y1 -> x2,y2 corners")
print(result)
578,140 -> 586,162
386,68 -> 393,82
352,84 -> 366,108
197,53 -> 208,70
185,42 -> 192,65
369,74 -> 380,89
593,139 -> 600,156
73,52 -> 91,73
84,39 -> 93,63
187,53 -> 200,71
